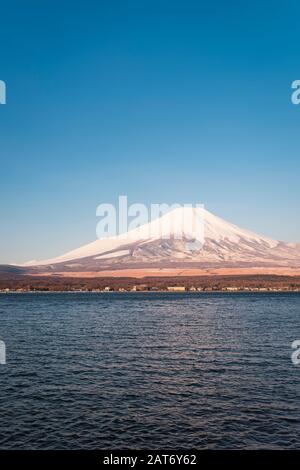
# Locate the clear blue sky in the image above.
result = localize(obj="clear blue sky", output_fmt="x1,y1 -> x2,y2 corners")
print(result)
0,0 -> 300,264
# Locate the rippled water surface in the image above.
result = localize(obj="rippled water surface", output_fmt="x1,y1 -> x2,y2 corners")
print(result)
0,292 -> 300,449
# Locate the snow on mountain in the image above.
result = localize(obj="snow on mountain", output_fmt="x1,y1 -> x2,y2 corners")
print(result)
20,207 -> 300,272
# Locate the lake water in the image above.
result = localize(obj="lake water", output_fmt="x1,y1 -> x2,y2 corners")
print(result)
0,292 -> 299,449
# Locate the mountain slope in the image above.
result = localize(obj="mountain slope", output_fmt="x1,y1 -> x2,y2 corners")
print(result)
17,207 -> 300,275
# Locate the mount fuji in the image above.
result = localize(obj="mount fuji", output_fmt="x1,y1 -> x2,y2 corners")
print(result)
15,207 -> 300,277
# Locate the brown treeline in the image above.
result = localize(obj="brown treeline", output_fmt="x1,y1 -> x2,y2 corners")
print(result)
1,274 -> 300,292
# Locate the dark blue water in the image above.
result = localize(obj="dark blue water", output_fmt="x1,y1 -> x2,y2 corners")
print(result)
0,292 -> 299,449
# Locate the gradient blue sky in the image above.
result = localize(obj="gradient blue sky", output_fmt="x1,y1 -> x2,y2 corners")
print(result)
0,0 -> 300,263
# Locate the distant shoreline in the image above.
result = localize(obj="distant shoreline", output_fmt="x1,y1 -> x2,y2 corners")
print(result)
1,289 -> 300,294
1,273 -> 300,294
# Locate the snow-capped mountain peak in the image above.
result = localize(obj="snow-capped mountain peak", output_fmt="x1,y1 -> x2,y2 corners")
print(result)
21,207 -> 297,273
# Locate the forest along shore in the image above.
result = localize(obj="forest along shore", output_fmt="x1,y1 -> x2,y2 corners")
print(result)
1,274 -> 300,292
